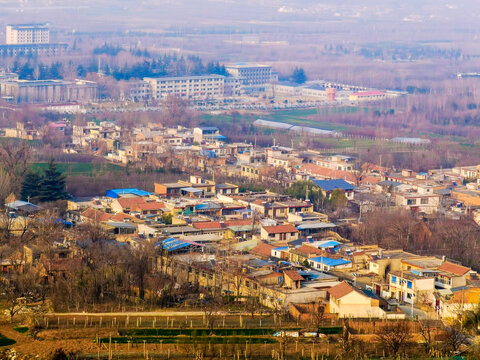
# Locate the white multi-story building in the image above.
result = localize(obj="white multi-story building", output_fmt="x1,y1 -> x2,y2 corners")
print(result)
6,24 -> 50,45
225,63 -> 277,86
143,75 -> 226,101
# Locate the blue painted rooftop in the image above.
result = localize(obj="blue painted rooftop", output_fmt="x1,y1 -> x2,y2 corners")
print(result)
310,256 -> 351,267
312,179 -> 355,191
156,237 -> 204,252
318,240 -> 341,248
106,188 -> 152,198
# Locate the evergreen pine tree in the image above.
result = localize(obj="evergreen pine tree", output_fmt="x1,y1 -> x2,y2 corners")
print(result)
20,171 -> 43,202
291,67 -> 307,84
38,159 -> 68,202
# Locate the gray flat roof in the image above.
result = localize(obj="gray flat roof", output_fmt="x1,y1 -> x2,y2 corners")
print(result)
144,75 -> 224,81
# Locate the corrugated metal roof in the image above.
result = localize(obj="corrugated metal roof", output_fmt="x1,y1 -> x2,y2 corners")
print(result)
157,237 -> 205,252
296,222 -> 336,230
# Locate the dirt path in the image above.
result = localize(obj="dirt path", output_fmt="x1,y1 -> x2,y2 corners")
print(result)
0,325 -> 106,358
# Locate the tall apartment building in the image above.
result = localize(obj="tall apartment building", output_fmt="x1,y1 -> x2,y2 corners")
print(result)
1,24 -> 66,57
6,24 -> 50,45
225,63 -> 277,86
143,75 -> 226,101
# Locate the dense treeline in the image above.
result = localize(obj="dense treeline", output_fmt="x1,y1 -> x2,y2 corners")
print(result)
10,55 -> 228,81
102,55 -> 229,80
12,61 -> 63,80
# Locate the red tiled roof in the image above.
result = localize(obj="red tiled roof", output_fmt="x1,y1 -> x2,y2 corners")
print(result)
362,175 -> 382,185
135,202 -> 165,211
262,224 -> 298,234
116,197 -> 146,209
81,208 -> 112,222
438,262 -> 470,276
295,244 -> 323,256
284,270 -> 305,281
250,242 -> 275,257
110,213 -> 137,222
328,281 -> 355,299
193,221 -> 223,230
225,219 -> 252,227
299,164 -> 357,184
362,162 -> 389,173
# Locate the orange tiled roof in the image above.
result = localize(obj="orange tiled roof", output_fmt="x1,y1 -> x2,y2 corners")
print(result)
284,269 -> 305,281
328,281 -> 355,299
299,164 -> 356,184
295,244 -> 323,255
262,224 -> 298,234
192,221 -> 223,230
110,213 -> 137,222
116,197 -> 146,208
135,202 -> 165,211
81,208 -> 112,222
225,219 -> 252,227
250,242 -> 275,257
438,262 -> 470,276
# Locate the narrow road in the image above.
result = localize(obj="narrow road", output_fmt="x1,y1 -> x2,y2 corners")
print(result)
399,304 -> 427,320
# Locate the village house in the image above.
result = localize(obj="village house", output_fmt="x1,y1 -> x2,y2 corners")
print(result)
388,270 -> 435,305
261,224 -> 299,242
328,282 -> 399,319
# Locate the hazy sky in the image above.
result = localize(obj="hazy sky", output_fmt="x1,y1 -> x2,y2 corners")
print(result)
0,0 -> 478,44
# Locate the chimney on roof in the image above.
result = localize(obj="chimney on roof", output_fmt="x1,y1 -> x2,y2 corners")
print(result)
442,255 -> 446,262
379,249 -> 383,259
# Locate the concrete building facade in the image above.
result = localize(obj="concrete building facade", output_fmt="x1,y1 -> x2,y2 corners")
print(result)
0,79 -> 97,104
6,24 -> 49,45
144,75 -> 226,101
225,63 -> 277,85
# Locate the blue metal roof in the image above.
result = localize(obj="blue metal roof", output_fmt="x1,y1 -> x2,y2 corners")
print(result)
312,179 -> 355,192
273,246 -> 289,251
318,240 -> 341,248
156,237 -> 204,252
310,256 -> 351,267
106,188 -> 152,198
195,203 -> 221,210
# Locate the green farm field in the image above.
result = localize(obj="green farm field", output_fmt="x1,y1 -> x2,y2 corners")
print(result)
30,162 -> 124,176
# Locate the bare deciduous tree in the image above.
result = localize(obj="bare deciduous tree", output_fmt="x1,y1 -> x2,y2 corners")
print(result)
0,140 -> 31,194
376,321 -> 411,356
443,324 -> 469,354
